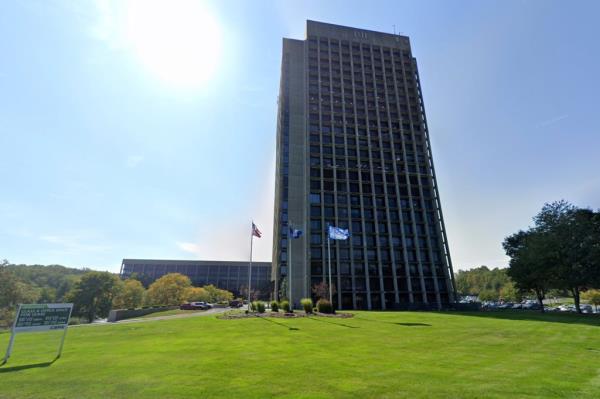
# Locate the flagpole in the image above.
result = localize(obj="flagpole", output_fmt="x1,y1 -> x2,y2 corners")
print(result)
248,221 -> 253,308
327,229 -> 332,304
288,222 -> 292,310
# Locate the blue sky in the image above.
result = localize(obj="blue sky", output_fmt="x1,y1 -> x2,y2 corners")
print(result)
1,0 -> 599,273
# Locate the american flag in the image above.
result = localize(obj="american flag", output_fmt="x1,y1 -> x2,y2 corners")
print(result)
252,222 -> 262,238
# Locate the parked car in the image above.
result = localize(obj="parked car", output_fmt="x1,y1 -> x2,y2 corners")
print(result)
229,300 -> 243,308
481,302 -> 496,309
580,304 -> 593,314
512,303 -> 522,309
522,302 -> 541,310
180,302 -> 210,310
498,303 -> 513,309
558,305 -> 573,312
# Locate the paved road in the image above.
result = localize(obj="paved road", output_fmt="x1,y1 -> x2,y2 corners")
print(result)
73,307 -> 230,327
116,307 -> 230,324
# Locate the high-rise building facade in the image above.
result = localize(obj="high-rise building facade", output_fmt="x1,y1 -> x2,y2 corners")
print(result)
272,21 -> 456,310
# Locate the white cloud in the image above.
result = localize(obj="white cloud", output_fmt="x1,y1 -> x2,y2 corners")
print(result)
39,234 -> 110,254
536,114 -> 568,128
176,241 -> 201,255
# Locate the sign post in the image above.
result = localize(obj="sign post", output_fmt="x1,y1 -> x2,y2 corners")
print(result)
1,303 -> 73,366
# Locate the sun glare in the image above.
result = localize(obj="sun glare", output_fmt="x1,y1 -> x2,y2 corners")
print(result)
124,0 -> 221,90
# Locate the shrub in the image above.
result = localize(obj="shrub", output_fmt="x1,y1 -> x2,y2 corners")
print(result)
280,300 -> 291,313
252,301 -> 265,313
270,301 -> 279,312
317,299 -> 334,314
300,298 -> 313,314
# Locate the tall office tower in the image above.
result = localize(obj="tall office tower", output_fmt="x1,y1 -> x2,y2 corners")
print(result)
272,21 -> 456,310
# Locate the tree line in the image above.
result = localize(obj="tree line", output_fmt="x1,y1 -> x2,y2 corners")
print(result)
0,262 -> 234,327
455,266 -> 522,302
456,201 -> 600,313
502,200 -> 600,313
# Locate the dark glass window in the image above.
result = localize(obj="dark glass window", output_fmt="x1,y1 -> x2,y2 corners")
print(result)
311,247 -> 322,259
311,234 -> 322,245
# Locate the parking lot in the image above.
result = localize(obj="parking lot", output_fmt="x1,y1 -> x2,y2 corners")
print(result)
479,300 -> 599,313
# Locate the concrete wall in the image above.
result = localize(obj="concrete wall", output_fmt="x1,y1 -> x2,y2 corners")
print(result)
107,306 -> 179,322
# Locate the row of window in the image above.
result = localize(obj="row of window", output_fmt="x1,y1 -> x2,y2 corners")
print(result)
308,92 -> 417,106
305,262 -> 446,274
307,245 -> 440,259
308,142 -> 426,159
309,160 -> 430,176
307,36 -> 409,54
337,293 -> 450,310
308,60 -> 413,77
283,238 -> 439,253
306,207 -> 436,223
309,126 -> 425,141
308,79 -> 417,93
310,169 -> 427,183
309,147 -> 427,163
310,276 -> 447,291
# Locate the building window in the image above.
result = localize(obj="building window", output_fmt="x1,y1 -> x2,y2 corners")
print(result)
311,247 -> 323,259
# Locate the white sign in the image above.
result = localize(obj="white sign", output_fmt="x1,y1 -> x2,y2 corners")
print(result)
2,303 -> 73,365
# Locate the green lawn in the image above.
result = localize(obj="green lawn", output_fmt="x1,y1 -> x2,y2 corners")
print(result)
0,311 -> 599,398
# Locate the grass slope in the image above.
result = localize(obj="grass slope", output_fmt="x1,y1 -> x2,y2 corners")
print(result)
0,311 -> 599,399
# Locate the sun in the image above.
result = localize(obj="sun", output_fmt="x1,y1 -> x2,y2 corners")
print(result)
124,0 -> 221,90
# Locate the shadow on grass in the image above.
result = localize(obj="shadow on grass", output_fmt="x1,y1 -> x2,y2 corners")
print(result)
442,310 -> 600,327
0,356 -> 58,373
305,316 -> 359,329
354,316 -> 431,327
257,316 -> 299,331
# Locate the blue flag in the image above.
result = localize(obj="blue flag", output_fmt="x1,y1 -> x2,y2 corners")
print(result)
289,227 -> 303,239
328,225 -> 350,240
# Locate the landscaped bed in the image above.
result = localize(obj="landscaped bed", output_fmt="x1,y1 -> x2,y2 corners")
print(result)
218,310 -> 354,319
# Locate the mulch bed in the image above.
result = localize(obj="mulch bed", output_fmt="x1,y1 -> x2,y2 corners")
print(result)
218,311 -> 354,320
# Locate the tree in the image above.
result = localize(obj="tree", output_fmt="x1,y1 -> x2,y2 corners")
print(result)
145,273 -> 192,306
185,286 -> 210,302
582,289 -> 600,312
0,262 -> 40,328
239,285 -> 261,301
503,230 -> 553,312
128,272 -> 155,288
67,271 -> 121,322
312,282 -> 336,300
278,277 -> 288,301
533,202 -> 600,313
0,268 -> 39,309
113,279 -> 145,309
202,284 -> 233,303
499,281 -> 522,302
454,266 -> 513,298
478,289 -> 498,302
